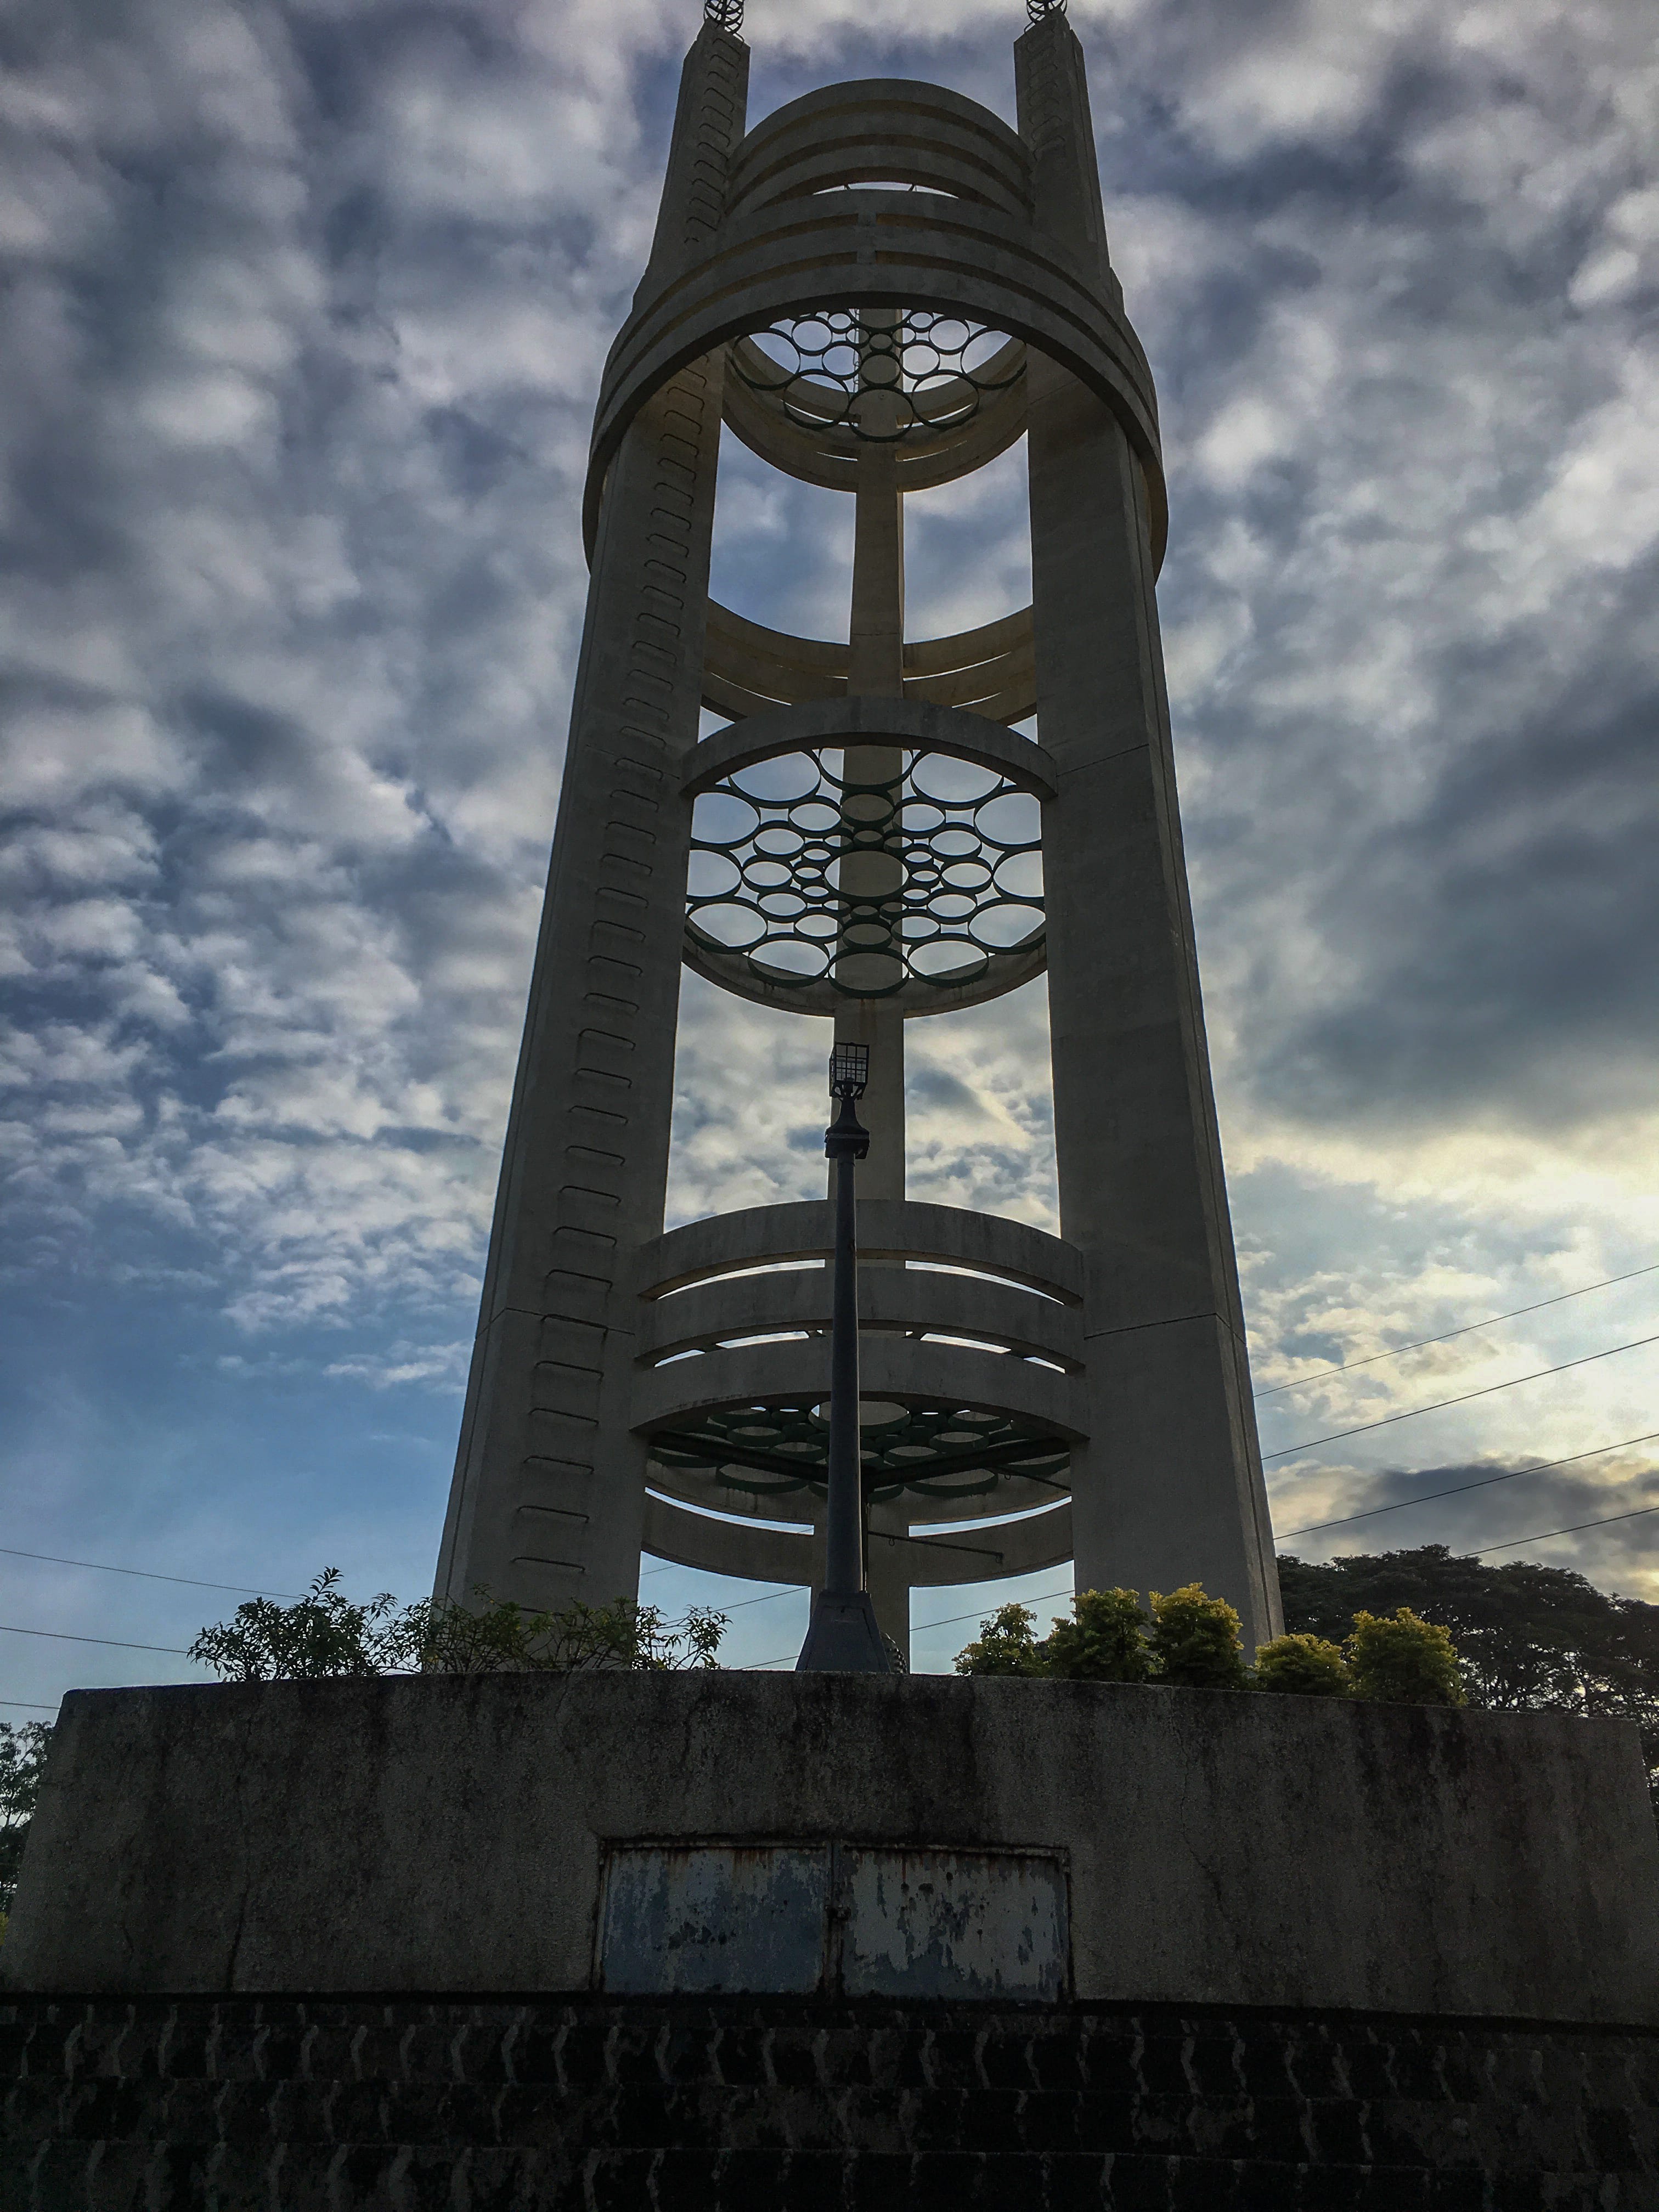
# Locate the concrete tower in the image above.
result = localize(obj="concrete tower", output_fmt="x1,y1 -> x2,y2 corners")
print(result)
433,0 -> 1284,1656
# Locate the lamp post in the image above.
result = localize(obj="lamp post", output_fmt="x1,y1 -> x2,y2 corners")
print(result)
795,1042 -> 893,1673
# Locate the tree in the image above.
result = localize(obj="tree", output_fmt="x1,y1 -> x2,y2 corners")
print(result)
0,1720 -> 53,1921
953,1601 -> 1042,1676
1280,1545 -> 1659,1802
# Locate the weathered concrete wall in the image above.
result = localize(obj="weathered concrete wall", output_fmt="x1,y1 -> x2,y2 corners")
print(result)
7,1672 -> 1657,2023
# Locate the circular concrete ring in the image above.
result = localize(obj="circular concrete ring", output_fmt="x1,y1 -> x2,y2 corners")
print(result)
586,191 -> 1166,565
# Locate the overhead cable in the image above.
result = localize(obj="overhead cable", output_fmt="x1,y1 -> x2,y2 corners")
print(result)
1470,1501 -> 1659,1558
1275,1430 -> 1659,1539
0,1624 -> 189,1655
1255,1261 -> 1659,1398
0,1547 -> 303,1602
1262,1331 -> 1659,1463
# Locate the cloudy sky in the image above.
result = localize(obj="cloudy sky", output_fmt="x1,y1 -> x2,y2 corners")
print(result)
2,0 -> 1656,1701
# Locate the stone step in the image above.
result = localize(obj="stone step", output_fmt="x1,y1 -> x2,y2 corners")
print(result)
3,2073 -> 1647,2168
3,1997 -> 1655,2210
4,2141 -> 1641,2212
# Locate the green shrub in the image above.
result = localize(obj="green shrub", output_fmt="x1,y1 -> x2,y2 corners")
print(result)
1149,1583 -> 1249,1690
954,1601 -> 1043,1676
1254,1632 -> 1351,1696
1345,1607 -> 1465,1706
190,1571 -> 726,1681
418,1592 -> 725,1674
1040,1589 -> 1153,1682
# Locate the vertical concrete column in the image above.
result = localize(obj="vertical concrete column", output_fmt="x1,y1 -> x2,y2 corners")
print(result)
435,25 -> 749,1616
1017,16 -> 1282,1646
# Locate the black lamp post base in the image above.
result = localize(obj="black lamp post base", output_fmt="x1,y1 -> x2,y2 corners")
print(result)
795,1589 -> 892,1674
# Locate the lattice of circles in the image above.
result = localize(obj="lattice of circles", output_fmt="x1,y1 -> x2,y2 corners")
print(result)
647,1400 -> 1071,1506
735,311 -> 1022,443
687,749 -> 1044,1001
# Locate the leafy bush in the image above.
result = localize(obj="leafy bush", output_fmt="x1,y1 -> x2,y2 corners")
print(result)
1148,1583 -> 1250,1690
190,1570 -> 726,1682
417,1592 -> 725,1674
1254,1632 -> 1351,1696
951,1578 -> 1469,1712
0,1720 -> 52,1922
189,1569 -> 422,1681
1041,1588 -> 1153,1682
1345,1607 -> 1465,1705
953,1601 -> 1042,1676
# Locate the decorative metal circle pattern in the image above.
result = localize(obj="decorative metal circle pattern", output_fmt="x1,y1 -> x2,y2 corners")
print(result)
647,1399 -> 1071,1505
687,748 -> 1043,1001
735,311 -> 1022,443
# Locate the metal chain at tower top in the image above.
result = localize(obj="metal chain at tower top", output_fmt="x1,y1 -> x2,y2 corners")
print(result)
703,0 -> 744,32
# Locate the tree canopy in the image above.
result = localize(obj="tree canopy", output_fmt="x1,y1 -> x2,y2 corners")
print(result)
1279,1544 -> 1659,1803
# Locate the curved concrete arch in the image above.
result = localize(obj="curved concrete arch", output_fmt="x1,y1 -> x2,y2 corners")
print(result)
640,1489 -> 1073,1589
630,1333 -> 1084,1441
585,192 -> 1166,567
725,80 -> 1033,223
681,695 -> 1056,799
635,1198 -> 1084,1303
636,1258 -> 1084,1367
642,1447 -> 1068,1532
701,602 -> 1037,727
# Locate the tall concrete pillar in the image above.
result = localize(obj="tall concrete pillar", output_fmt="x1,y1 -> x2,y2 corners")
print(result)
435,22 -> 749,1614
1018,12 -> 1281,1644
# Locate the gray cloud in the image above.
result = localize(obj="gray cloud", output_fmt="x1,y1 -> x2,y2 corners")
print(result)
3,0 -> 1658,1696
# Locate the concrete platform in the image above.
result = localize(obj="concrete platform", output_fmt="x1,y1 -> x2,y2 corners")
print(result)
6,1672 -> 1657,2024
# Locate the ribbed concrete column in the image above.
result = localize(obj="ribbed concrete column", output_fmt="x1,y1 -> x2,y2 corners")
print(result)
1017,15 -> 1282,1647
435,25 -> 749,1615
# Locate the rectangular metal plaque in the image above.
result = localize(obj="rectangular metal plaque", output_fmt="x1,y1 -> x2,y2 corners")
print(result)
598,1843 -> 827,1995
837,1846 -> 1069,2002
597,1842 -> 1068,2000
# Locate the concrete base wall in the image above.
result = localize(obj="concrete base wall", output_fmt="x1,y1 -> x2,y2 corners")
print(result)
6,1672 -> 1657,2024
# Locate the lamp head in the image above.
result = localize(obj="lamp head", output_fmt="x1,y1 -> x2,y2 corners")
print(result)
829,1042 -> 870,1101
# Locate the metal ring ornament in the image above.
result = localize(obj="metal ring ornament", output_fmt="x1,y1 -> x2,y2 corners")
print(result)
585,190 -> 1166,565
680,702 -> 1054,1016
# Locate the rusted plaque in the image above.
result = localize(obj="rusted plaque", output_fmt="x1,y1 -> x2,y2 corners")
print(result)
597,1842 -> 1068,2000
598,1843 -> 827,1994
837,1847 -> 1069,2002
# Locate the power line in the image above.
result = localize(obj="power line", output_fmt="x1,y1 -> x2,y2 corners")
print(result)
1262,1330 -> 1659,1463
1255,1262 -> 1659,1398
0,1624 -> 189,1656
1275,1430 -> 1659,1540
911,1580 -> 1074,1641
0,1547 -> 303,1602
1471,1500 -> 1659,1556
0,1699 -> 59,1712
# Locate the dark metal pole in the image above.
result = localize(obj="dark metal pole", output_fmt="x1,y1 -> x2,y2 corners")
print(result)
797,1050 -> 891,1673
823,1097 -> 866,1599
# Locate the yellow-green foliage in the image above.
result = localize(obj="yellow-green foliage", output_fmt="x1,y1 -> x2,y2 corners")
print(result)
1345,1607 -> 1465,1706
1149,1583 -> 1249,1690
1041,1589 -> 1153,1682
1254,1632 -> 1351,1696
954,1601 -> 1042,1676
